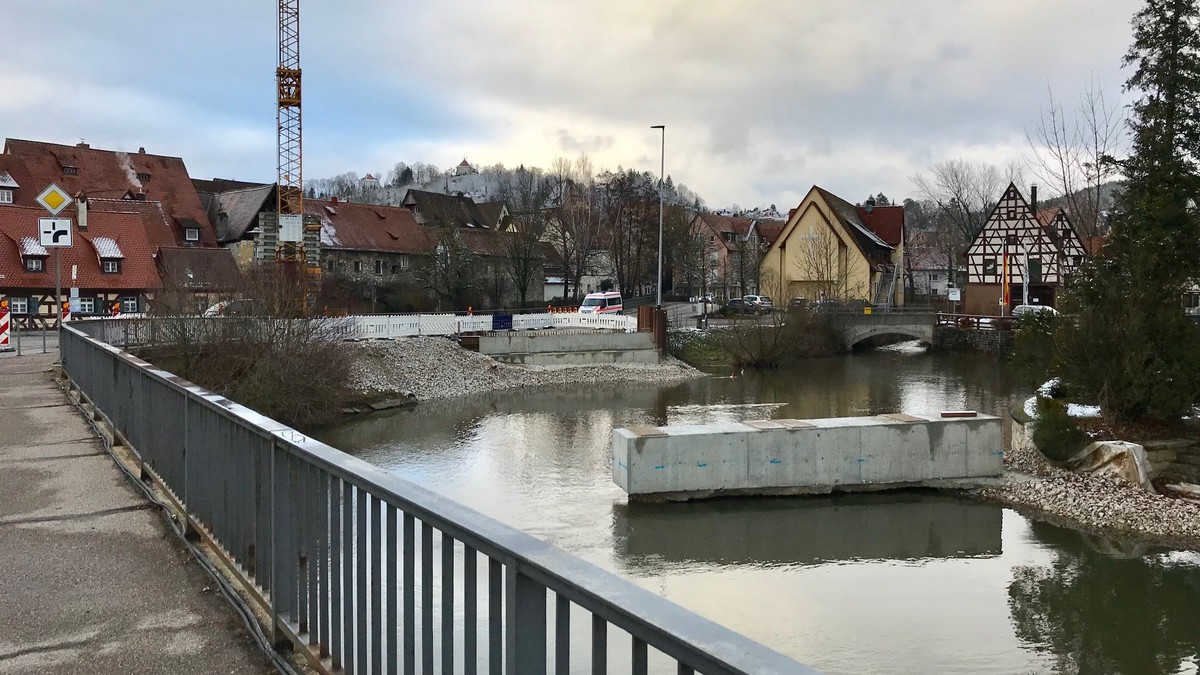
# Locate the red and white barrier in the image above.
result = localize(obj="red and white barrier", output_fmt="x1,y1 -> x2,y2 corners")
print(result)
0,307 -> 11,351
61,304 -> 71,325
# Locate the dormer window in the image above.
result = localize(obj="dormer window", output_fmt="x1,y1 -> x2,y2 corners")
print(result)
185,228 -> 199,242
0,189 -> 11,204
136,172 -> 151,182
102,260 -> 121,274
26,257 -> 44,272
63,166 -> 78,176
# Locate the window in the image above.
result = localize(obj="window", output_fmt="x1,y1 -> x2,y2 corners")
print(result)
354,261 -> 363,273
930,274 -> 939,281
982,258 -> 997,277
1073,255 -> 1083,268
0,189 -> 11,204
78,297 -> 95,314
63,166 -> 78,176
399,256 -> 409,270
25,257 -> 44,272
374,260 -> 383,275
184,228 -> 200,242
1028,257 -> 1042,284
136,172 -> 151,182
326,259 -> 336,271
102,260 -> 120,274
8,297 -> 28,314
121,297 -> 139,313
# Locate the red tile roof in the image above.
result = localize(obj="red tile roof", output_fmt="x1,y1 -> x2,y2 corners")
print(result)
307,200 -> 434,254
2,139 -> 218,248
0,205 -> 160,290
856,205 -> 904,247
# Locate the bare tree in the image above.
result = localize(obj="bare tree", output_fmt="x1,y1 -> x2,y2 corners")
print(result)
495,166 -> 552,307
417,224 -> 479,310
911,158 -> 1022,243
789,222 -> 871,302
1025,80 -> 1124,237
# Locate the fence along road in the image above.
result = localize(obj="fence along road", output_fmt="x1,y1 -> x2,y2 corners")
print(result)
59,322 -> 815,674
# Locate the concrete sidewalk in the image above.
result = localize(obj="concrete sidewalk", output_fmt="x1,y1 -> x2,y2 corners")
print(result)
0,353 -> 275,674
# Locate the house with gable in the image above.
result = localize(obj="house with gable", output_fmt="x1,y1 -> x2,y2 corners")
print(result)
762,187 -> 904,306
685,212 -> 783,301
0,139 -> 240,320
962,184 -> 1089,314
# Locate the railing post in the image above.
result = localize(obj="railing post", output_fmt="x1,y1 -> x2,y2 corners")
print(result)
506,565 -> 547,675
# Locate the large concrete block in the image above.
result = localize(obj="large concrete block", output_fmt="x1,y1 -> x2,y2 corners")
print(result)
926,419 -> 970,479
860,418 -> 935,483
964,417 -> 1004,477
745,421 -> 818,488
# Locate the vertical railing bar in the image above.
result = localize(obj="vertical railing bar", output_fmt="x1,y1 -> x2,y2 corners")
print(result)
371,495 -> 383,675
357,486 -> 370,672
632,636 -> 648,675
555,594 -> 569,675
343,482 -> 356,674
421,522 -> 434,674
296,455 -> 310,636
677,664 -> 695,675
505,568 -> 546,675
464,546 -> 477,675
591,616 -> 606,675
488,559 -> 502,675
404,512 -> 416,674
386,504 -> 398,675
330,478 -> 344,671
315,470 -> 329,655
441,533 -> 454,675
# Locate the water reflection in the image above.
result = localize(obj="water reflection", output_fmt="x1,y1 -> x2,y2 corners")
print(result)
1010,522 -> 1200,675
613,492 -> 1003,572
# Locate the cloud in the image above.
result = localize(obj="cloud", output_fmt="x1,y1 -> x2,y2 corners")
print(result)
1,0 -> 1142,208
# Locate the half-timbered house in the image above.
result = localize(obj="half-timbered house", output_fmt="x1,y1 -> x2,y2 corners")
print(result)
963,184 -> 1089,314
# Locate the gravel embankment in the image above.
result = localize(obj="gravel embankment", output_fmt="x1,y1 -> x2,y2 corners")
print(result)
346,336 -> 703,401
978,434 -> 1200,550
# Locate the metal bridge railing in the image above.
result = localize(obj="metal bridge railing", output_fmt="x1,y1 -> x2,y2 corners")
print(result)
59,325 -> 813,675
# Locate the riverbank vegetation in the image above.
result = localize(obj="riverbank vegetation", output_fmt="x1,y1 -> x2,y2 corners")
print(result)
668,312 -> 842,368
1015,0 -> 1200,430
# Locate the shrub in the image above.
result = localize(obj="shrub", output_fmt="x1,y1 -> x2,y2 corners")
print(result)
1012,310 -> 1064,387
1031,396 -> 1089,462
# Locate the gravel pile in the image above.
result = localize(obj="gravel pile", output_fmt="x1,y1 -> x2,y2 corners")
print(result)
346,337 -> 703,401
980,434 -> 1200,549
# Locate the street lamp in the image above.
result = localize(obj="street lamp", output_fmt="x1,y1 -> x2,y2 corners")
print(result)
651,125 -> 665,307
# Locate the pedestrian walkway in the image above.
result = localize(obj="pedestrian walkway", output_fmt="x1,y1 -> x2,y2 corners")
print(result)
0,353 -> 275,674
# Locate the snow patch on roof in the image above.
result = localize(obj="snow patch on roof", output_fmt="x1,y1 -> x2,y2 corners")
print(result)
91,236 -> 124,258
0,171 -> 19,189
319,217 -> 339,247
20,237 -> 47,256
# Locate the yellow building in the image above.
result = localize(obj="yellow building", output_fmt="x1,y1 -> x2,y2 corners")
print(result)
762,187 -> 904,307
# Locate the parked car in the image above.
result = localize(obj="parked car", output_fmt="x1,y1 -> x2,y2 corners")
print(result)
743,295 -> 774,311
787,297 -> 809,311
808,299 -> 846,314
1012,304 -> 1060,317
579,291 -> 623,314
722,298 -> 757,315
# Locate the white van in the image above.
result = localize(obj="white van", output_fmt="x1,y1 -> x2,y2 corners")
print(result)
579,291 -> 623,314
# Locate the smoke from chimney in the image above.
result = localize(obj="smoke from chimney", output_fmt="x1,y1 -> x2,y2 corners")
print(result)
115,152 -> 143,191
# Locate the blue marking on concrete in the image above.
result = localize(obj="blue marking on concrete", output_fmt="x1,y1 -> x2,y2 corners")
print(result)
697,462 -> 707,468
618,462 -> 628,470
769,459 -> 782,465
856,457 -> 867,464
654,465 -> 665,470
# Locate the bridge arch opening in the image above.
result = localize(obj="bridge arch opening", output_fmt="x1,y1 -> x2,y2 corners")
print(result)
845,328 -> 932,351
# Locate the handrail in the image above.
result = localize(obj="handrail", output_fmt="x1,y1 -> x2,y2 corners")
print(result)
59,324 -> 814,674
935,313 -> 1017,331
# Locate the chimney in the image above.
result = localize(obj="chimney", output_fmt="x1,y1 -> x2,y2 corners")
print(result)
865,197 -> 876,214
77,196 -> 88,231
133,190 -> 146,201
330,196 -> 339,205
1030,184 -> 1038,215
138,147 -> 146,154
76,140 -> 89,149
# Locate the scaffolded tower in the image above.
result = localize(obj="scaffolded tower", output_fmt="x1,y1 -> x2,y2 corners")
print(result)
276,0 -> 303,255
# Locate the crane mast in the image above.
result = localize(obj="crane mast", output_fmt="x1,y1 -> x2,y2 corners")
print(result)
277,0 -> 302,219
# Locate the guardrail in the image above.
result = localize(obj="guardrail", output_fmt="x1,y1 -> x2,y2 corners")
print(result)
59,325 -> 811,674
935,313 -> 1017,331
69,312 -> 639,349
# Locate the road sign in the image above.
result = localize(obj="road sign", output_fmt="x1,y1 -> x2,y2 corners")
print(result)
947,287 -> 962,302
35,183 -> 72,216
39,218 -> 72,247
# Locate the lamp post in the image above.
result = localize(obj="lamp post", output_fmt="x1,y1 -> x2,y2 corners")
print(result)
651,125 -> 665,307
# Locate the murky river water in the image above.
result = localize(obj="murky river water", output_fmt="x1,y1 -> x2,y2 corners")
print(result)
318,343 -> 1200,674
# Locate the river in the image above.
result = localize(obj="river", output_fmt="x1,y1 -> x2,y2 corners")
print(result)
317,343 -> 1200,674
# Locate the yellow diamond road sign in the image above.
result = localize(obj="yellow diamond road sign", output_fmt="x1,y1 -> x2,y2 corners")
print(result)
35,183 -> 72,216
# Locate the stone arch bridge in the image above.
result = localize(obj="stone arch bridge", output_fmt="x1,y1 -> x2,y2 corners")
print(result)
826,311 -> 936,349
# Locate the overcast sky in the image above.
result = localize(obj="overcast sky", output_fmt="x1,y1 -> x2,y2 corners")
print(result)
2,0 -> 1142,209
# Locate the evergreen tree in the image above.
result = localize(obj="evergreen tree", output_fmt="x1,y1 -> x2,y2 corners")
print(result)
1058,0 -> 1200,422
